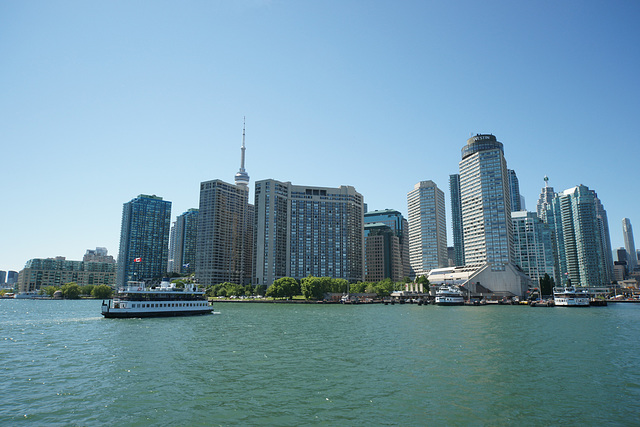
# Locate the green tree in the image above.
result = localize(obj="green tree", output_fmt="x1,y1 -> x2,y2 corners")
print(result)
92,284 -> 113,299
254,284 -> 267,296
539,273 -> 554,297
80,285 -> 95,296
350,282 -> 368,294
267,277 -> 300,299
61,283 -> 81,299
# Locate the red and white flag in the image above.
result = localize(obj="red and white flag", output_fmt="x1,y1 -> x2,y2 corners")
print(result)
134,257 -> 142,262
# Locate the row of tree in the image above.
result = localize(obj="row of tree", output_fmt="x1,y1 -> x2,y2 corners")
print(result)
41,283 -> 113,299
204,276 -> 431,300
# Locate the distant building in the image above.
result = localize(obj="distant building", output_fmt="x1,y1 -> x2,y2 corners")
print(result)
83,247 -> 115,263
536,176 -> 555,222
254,180 -> 364,286
623,218 -> 637,270
364,209 -> 410,279
7,271 -> 18,285
407,180 -> 447,278
449,174 -> 465,266
511,211 -> 555,282
169,209 -> 199,275
116,194 -> 172,288
447,246 -> 455,267
0,270 -> 5,285
17,257 -> 116,292
508,169 -> 522,212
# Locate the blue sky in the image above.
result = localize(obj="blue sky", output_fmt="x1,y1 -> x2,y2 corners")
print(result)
1,0 -> 639,273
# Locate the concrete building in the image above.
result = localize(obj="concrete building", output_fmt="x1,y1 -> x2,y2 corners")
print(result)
449,174 -> 465,266
17,256 -> 116,292
169,209 -> 199,275
459,134 -> 514,268
545,185 -> 613,287
254,180 -> 364,286
407,181 -> 447,278
511,211 -> 555,282
116,194 -> 172,288
622,218 -> 637,270
83,247 -> 115,263
364,209 -> 410,279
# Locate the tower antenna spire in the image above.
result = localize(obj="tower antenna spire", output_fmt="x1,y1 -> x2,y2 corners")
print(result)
234,117 -> 250,186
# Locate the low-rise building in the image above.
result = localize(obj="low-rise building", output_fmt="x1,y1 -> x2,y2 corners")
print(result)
17,256 -> 116,292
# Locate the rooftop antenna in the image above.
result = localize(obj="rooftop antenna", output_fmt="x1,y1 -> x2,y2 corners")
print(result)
543,175 -> 549,188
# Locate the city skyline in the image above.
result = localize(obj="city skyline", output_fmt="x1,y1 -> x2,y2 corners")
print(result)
2,1 -> 639,272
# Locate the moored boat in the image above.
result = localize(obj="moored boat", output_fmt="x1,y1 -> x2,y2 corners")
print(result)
435,286 -> 465,306
553,286 -> 590,307
101,280 -> 213,318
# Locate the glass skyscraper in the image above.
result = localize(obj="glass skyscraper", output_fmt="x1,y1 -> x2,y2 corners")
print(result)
449,174 -> 464,266
546,185 -> 612,287
116,194 -> 172,288
511,211 -> 555,282
622,218 -> 637,270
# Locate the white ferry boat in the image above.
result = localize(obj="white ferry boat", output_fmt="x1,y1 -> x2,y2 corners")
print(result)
101,280 -> 213,318
553,286 -> 590,307
435,286 -> 465,306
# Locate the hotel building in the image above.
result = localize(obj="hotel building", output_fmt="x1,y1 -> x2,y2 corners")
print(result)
254,180 -> 364,286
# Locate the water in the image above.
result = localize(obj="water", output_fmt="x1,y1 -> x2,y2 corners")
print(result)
1,300 -> 639,426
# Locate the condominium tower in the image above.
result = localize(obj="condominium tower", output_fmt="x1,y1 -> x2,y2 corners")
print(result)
116,194 -> 172,288
545,185 -> 613,287
407,180 -> 447,278
254,180 -> 364,286
459,134 -> 514,268
511,211 -> 555,282
195,123 -> 253,286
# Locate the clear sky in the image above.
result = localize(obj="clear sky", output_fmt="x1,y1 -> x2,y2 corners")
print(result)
1,0 -> 639,273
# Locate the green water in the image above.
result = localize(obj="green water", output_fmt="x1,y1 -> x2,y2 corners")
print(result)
1,300 -> 639,426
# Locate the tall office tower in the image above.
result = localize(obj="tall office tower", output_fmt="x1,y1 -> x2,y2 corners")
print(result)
254,180 -> 364,286
459,134 -> 514,268
536,176 -> 555,221
0,271 -> 6,285
116,194 -> 172,288
170,209 -> 199,275
195,122 -> 253,286
622,218 -> 637,270
407,180 -> 447,278
547,185 -> 612,287
364,223 -> 402,282
364,209 -> 411,279
508,169 -> 522,212
449,174 -> 465,266
511,211 -> 555,282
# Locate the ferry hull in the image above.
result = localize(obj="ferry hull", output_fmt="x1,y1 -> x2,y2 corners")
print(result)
102,308 -> 213,318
